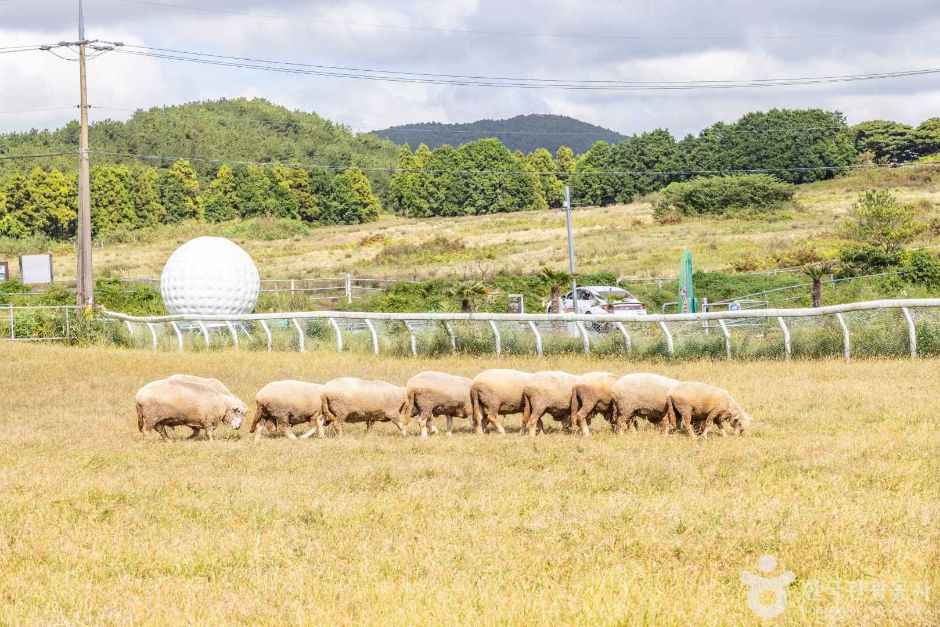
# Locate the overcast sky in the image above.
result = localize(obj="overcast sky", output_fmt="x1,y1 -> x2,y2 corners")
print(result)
3,0 -> 940,136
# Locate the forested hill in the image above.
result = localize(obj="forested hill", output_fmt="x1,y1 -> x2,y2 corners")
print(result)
0,98 -> 398,177
371,114 -> 626,154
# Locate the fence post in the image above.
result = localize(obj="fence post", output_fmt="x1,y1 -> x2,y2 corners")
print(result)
444,322 -> 457,352
65,307 -> 70,343
345,273 -> 353,305
225,321 -> 239,350
259,320 -> 272,352
328,318 -> 343,352
575,321 -> 591,354
717,319 -> 731,360
657,321 -> 674,357
835,313 -> 851,361
527,320 -> 543,356
170,321 -> 184,352
292,318 -> 305,353
902,307 -> 917,359
197,321 -> 211,348
404,321 -> 417,356
364,319 -> 380,355
777,317 -> 791,361
146,322 -> 158,349
614,322 -> 632,354
488,320 -> 501,357
10,306 -> 15,340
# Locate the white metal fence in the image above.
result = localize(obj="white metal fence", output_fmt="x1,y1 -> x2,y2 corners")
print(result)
100,299 -> 940,360
1,305 -> 82,342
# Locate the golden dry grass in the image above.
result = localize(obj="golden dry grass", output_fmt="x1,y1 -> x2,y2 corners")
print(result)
0,342 -> 937,625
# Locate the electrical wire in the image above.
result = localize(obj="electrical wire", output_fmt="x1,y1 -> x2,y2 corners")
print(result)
114,45 -> 940,91
0,151 -> 76,161
107,0 -> 940,42
89,150 -> 940,177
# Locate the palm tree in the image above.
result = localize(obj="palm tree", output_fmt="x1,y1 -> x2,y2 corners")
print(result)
445,280 -> 489,313
540,266 -> 573,314
779,249 -> 838,308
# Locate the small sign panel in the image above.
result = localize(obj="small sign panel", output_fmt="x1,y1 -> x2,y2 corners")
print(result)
0,261 -> 8,282
507,294 -> 524,314
729,301 -> 742,312
19,254 -> 54,285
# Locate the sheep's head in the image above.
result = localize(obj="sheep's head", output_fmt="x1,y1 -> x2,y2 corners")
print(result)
226,401 -> 247,430
730,411 -> 752,435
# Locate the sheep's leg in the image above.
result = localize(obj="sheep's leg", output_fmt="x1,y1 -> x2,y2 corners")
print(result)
155,423 -> 171,440
419,408 -> 433,438
536,417 -> 545,435
278,417 -> 297,440
205,427 -> 215,442
365,420 -> 373,434
187,426 -> 203,440
445,415 -> 454,436
677,403 -> 695,439
393,418 -> 408,437
254,421 -> 266,442
486,408 -> 506,435
524,403 -> 545,437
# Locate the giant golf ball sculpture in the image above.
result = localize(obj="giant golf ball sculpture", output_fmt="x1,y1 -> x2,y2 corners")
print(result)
160,237 -> 260,316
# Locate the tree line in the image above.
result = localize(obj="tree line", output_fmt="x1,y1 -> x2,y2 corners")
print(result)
0,161 -> 380,239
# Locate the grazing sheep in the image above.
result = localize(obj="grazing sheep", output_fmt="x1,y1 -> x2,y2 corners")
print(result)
666,381 -> 752,438
610,373 -> 681,434
249,380 -> 324,442
521,371 -> 581,436
569,371 -> 619,436
320,377 -> 409,436
135,378 -> 246,441
167,374 -> 235,397
470,369 -> 533,435
402,371 -> 473,438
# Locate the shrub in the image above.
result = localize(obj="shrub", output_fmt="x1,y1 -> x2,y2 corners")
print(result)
652,174 -> 794,218
900,249 -> 940,288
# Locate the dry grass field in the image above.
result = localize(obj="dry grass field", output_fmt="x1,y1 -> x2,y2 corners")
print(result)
0,342 -> 937,624
28,167 -> 940,282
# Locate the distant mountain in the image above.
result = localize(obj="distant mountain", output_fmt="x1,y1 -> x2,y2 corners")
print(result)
370,114 -> 627,154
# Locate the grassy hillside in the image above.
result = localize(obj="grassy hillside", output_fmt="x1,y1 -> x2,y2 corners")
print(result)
0,98 -> 398,179
9,166 -> 935,283
371,113 -> 626,154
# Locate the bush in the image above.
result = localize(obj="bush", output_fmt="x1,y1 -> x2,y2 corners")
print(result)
838,243 -> 902,277
652,174 -> 794,219
900,249 -> 940,288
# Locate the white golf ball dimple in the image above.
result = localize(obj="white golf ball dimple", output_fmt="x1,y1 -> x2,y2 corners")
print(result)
160,237 -> 260,316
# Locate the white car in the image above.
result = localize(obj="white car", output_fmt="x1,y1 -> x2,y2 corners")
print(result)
547,286 -> 647,316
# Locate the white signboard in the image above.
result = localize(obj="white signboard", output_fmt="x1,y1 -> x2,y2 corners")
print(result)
19,254 -> 54,285
729,301 -> 741,312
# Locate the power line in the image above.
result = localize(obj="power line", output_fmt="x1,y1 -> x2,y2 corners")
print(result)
0,106 -> 79,115
0,151 -> 77,161
89,150 -> 940,177
114,45 -> 940,91
107,0 -> 940,42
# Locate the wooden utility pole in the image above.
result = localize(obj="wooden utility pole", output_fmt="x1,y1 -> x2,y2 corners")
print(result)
76,0 -> 93,306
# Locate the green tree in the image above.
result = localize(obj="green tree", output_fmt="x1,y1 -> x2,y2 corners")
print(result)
323,166 -> 380,224
128,166 -> 164,227
845,190 -> 924,255
852,120 -> 940,163
449,138 -> 539,215
30,168 -> 76,239
0,173 -> 41,237
573,141 -> 617,206
203,164 -> 239,222
91,165 -> 136,236
527,148 -> 564,207
540,266 -> 573,313
232,164 -> 275,217
159,160 -> 203,223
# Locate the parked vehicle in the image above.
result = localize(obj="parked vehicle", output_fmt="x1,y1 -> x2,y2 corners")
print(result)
546,286 -> 647,316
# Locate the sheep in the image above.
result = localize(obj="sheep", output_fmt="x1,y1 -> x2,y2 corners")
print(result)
521,371 -> 581,436
249,380 -> 324,442
610,373 -> 681,434
402,371 -> 473,438
166,374 -> 240,439
470,369 -> 533,435
135,378 -> 246,441
666,381 -> 752,438
320,377 -> 409,436
569,371 -> 619,436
